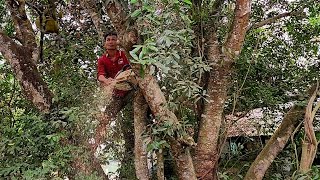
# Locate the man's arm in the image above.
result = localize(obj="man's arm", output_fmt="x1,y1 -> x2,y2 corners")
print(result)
98,75 -> 115,86
97,57 -> 115,86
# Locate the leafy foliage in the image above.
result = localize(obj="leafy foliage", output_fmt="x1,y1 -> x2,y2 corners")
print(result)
1,0 -> 320,179
130,0 -> 210,106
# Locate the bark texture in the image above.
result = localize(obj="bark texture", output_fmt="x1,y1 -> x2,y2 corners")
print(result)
133,91 -> 150,180
157,150 -> 165,180
104,1 -> 197,178
195,0 -> 251,179
1,0 -> 52,112
137,75 -> 197,180
244,105 -> 305,180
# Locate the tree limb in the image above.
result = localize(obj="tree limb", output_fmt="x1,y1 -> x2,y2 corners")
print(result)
244,105 -> 305,180
0,30 -> 22,58
244,84 -> 318,180
224,0 -> 251,59
299,83 -> 319,173
248,10 -> 305,30
6,0 -> 37,50
0,31 -> 53,112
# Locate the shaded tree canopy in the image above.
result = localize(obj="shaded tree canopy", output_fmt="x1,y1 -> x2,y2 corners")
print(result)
0,0 -> 320,179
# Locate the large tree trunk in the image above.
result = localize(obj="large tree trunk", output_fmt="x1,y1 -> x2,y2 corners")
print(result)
1,0 -> 53,112
104,1 -> 197,178
0,32 -> 53,112
194,63 -> 231,179
133,91 -> 150,180
194,0 -> 251,179
244,105 -> 305,180
138,75 -> 197,179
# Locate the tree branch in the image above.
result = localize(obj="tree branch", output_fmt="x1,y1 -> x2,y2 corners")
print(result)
6,0 -> 37,50
244,83 -> 318,180
248,10 -> 306,30
0,31 -> 53,112
133,91 -> 150,180
244,105 -> 305,180
224,0 -> 251,59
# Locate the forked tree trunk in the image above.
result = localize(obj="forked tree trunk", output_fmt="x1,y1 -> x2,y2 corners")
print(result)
137,75 -> 197,179
103,1 -> 197,178
195,0 -> 251,179
133,91 -> 150,180
244,105 -> 305,180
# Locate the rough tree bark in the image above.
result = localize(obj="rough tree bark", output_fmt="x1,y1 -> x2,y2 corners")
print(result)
157,150 -> 165,180
0,0 -> 52,112
133,91 -> 150,180
1,1 -> 110,178
0,32 -> 53,112
195,0 -> 251,179
104,1 -> 197,179
137,75 -> 197,179
244,105 -> 305,180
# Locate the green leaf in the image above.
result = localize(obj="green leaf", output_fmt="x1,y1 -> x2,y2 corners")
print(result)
148,45 -> 158,52
139,46 -> 147,59
143,5 -> 154,12
172,52 -> 180,59
129,51 -> 139,61
131,9 -> 142,18
183,0 -> 192,5
130,0 -> 138,4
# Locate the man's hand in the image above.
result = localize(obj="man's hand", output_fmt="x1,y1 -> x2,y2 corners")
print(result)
98,75 -> 116,86
103,78 -> 116,86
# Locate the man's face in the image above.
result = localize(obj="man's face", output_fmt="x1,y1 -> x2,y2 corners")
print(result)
104,35 -> 118,50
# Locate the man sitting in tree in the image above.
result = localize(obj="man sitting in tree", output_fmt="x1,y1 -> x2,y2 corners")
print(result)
94,31 -> 132,150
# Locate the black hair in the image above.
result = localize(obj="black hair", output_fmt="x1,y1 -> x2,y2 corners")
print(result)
104,31 -> 117,41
